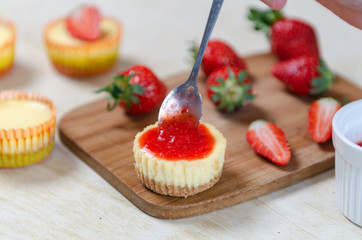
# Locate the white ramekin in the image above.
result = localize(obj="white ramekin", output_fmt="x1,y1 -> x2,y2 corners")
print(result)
332,99 -> 362,226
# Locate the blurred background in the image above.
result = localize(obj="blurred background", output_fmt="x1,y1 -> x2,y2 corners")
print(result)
0,1 -> 361,238
0,1 -> 360,114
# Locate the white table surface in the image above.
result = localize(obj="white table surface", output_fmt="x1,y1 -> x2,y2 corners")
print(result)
1,0 -> 362,239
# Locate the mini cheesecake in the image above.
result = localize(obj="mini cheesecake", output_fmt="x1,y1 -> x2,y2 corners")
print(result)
0,19 -> 15,77
0,91 -> 56,168
133,122 -> 226,197
44,17 -> 121,76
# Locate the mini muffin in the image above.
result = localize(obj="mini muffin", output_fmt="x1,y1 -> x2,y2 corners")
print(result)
0,91 -> 56,168
43,5 -> 121,77
133,121 -> 226,197
0,19 -> 15,77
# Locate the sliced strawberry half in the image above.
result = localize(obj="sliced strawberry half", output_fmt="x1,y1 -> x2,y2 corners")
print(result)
246,120 -> 291,166
308,97 -> 342,143
66,5 -> 101,41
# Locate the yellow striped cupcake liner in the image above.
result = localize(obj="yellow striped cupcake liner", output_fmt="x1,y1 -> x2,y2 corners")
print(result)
44,17 -> 121,77
0,20 -> 15,77
0,91 -> 56,168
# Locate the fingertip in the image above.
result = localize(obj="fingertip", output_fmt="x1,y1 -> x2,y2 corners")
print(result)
274,0 -> 287,10
261,0 -> 287,10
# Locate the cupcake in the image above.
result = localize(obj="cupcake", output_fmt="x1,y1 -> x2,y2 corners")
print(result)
0,19 -> 15,77
0,91 -> 56,168
44,5 -> 121,77
133,119 -> 226,197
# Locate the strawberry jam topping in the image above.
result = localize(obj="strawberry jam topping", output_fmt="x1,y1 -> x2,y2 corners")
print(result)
139,116 -> 215,161
356,141 -> 362,147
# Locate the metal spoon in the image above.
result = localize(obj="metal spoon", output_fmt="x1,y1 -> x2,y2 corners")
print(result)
158,0 -> 224,128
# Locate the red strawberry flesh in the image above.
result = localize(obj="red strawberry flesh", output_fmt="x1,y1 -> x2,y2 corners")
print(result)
308,97 -> 341,143
246,120 -> 291,166
66,5 -> 101,41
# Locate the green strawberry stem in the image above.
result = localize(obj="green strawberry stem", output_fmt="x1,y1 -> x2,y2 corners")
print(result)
210,69 -> 255,112
188,40 -> 198,64
96,74 -> 144,111
248,8 -> 283,37
310,59 -> 336,95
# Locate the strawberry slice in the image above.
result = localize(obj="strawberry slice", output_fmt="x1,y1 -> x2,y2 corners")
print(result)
246,120 -> 291,166
308,97 -> 341,143
66,5 -> 101,41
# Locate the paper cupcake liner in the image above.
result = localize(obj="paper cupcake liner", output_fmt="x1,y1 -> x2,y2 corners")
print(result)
44,18 -> 121,77
0,91 -> 56,168
0,20 -> 15,77
1,143 -> 54,168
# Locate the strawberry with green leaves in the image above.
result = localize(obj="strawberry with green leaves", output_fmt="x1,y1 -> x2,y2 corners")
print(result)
66,5 -> 101,41
206,66 -> 255,112
97,65 -> 167,115
248,8 -> 319,60
246,120 -> 291,166
271,56 -> 335,95
192,40 -> 247,76
308,97 -> 341,143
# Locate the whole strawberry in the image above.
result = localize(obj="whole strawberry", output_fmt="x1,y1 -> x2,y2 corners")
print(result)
246,120 -> 291,166
66,5 -> 101,41
206,66 -> 255,112
97,65 -> 167,115
248,8 -> 319,60
194,40 -> 247,76
308,97 -> 341,143
271,56 -> 335,95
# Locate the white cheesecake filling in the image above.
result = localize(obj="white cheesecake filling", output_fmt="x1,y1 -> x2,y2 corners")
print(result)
47,18 -> 119,46
0,99 -> 52,130
134,123 -> 227,188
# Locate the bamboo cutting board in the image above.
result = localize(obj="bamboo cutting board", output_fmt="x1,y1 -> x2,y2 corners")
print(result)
59,53 -> 362,219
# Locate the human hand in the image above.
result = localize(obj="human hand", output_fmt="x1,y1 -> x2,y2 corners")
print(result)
315,0 -> 362,29
260,0 -> 287,10
260,0 -> 362,29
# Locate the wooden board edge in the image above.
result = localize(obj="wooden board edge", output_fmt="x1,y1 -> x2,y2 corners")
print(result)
145,158 -> 334,219
58,128 -> 147,210
57,51 -> 351,219
59,120 -> 335,219
58,124 -> 195,218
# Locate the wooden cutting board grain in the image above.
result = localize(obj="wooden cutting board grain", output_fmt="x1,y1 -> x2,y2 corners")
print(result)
59,53 -> 362,219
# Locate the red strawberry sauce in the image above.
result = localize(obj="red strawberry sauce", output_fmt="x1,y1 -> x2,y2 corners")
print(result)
139,115 -> 215,161
356,141 -> 362,147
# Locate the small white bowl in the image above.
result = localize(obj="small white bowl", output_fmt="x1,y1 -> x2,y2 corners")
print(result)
332,99 -> 362,226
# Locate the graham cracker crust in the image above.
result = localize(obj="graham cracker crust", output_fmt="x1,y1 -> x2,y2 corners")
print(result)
135,168 -> 222,198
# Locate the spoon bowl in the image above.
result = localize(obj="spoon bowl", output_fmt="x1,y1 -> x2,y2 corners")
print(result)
158,73 -> 202,126
158,0 -> 224,128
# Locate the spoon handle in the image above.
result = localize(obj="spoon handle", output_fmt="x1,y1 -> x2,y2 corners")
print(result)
188,0 -> 224,84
